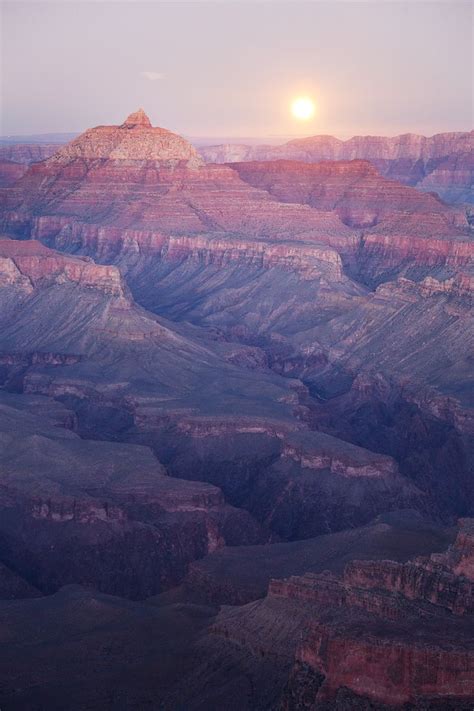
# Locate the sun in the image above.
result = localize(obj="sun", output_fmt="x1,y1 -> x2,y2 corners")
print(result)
291,96 -> 316,121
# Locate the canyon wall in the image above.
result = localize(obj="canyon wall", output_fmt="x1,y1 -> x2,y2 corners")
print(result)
200,131 -> 474,205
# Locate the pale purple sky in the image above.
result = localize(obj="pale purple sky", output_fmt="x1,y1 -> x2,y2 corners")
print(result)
1,0 -> 472,139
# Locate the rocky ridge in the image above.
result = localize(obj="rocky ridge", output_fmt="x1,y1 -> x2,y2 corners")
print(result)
277,521 -> 474,706
199,130 -> 474,204
192,519 -> 474,709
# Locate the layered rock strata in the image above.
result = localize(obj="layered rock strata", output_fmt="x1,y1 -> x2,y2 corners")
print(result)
199,130 -> 474,204
200,520 -> 474,708
0,391 -> 268,598
0,237 -> 421,542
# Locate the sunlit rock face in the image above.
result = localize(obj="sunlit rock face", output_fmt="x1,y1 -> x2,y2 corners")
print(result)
47,108 -> 203,166
1,118 -> 470,292
0,237 -> 126,294
199,130 -> 474,204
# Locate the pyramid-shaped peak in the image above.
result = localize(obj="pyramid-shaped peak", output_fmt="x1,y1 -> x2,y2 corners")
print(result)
48,109 -> 204,167
122,108 -> 152,128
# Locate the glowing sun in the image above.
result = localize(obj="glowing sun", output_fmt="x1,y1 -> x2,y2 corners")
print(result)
291,96 -> 316,121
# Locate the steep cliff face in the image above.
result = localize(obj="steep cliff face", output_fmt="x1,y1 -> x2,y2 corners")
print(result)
270,518 -> 474,618
433,517 -> 474,581
31,219 -> 346,281
184,517 -> 455,606
194,520 -> 474,709
0,237 -> 127,294
231,159 -> 466,231
230,159 -> 472,285
161,429 -> 423,541
296,622 -> 474,707
276,524 -> 474,706
0,391 -> 268,599
200,130 -> 474,204
0,237 -> 422,541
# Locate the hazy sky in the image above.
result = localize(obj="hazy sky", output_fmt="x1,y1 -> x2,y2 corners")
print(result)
1,0 -> 472,139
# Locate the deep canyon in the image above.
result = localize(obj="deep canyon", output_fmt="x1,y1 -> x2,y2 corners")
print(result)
0,109 -> 472,710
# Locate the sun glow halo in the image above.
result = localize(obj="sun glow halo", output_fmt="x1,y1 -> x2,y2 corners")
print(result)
291,96 -> 316,121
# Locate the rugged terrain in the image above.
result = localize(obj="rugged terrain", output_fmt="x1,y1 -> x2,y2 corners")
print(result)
0,110 -> 472,708
0,518 -> 470,710
0,236 -> 422,542
0,390 -> 269,599
199,130 -> 474,204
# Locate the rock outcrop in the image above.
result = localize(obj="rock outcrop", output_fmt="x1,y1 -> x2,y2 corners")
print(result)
0,237 -> 127,294
189,520 -> 474,709
184,515 -> 454,605
163,428 -> 423,541
0,391 -> 268,599
47,108 -> 203,167
276,524 -> 474,706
